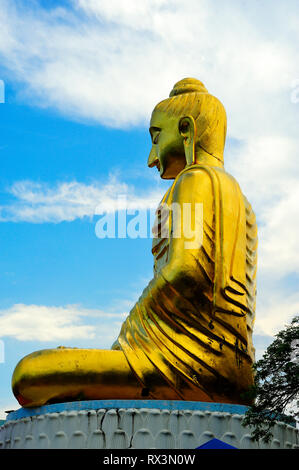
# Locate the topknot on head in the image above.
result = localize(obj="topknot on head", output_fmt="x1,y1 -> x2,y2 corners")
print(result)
169,77 -> 208,97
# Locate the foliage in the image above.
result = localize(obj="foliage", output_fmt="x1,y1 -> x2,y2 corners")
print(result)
242,315 -> 299,443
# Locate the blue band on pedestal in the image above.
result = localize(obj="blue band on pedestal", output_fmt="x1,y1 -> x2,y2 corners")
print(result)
6,399 -> 248,421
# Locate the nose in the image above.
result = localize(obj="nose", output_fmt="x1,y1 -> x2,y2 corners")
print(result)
148,147 -> 159,168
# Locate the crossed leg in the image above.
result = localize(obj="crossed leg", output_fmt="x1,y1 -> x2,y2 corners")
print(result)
12,348 -> 144,407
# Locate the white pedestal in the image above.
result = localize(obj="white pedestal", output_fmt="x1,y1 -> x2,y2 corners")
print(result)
0,400 -> 298,449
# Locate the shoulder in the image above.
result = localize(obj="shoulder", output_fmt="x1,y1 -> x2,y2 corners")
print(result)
173,165 -> 227,194
171,166 -> 215,203
175,166 -> 213,187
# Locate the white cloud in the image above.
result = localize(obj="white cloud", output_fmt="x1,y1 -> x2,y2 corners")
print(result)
259,187 -> 299,276
0,0 -> 298,136
0,404 -> 18,420
255,293 -> 299,337
226,135 -> 299,337
227,135 -> 299,277
0,176 -> 162,223
0,303 -> 126,341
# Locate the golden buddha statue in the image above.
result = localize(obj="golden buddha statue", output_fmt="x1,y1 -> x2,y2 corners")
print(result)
12,78 -> 258,408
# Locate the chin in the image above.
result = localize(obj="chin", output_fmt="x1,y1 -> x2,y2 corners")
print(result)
161,168 -> 179,180
161,174 -> 176,180
160,160 -> 186,180
159,166 -> 170,179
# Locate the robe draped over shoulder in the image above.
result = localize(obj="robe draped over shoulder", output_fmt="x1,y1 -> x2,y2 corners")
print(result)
112,164 -> 257,404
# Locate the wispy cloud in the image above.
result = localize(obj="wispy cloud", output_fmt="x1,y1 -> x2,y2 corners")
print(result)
227,135 -> 299,337
0,0 -> 297,137
0,176 -> 162,223
227,135 -> 299,277
0,303 -> 127,341
255,293 -> 299,337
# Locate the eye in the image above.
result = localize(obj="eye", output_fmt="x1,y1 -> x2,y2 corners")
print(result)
153,132 -> 160,144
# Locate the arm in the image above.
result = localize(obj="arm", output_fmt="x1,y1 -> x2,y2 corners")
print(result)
139,168 -> 215,304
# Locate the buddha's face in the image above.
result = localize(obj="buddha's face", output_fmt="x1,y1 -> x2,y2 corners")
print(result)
148,109 -> 186,179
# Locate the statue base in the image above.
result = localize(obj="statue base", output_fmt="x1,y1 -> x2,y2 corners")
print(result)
0,400 -> 298,449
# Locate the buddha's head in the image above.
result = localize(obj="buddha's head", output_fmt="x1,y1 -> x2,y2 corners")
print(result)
148,78 -> 227,179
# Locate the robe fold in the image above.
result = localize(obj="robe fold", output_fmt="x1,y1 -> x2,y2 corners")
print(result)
112,164 -> 258,404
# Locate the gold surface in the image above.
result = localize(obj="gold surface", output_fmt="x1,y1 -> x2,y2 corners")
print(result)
12,78 -> 258,407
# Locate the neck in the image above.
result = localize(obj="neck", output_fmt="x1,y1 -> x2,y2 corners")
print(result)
194,147 -> 224,168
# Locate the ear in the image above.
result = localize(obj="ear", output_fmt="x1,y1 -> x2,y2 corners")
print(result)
179,116 -> 196,166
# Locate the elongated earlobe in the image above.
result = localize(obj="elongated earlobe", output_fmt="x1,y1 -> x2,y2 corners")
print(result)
179,116 -> 196,166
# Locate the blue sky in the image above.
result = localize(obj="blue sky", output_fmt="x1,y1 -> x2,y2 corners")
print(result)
0,0 -> 299,417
